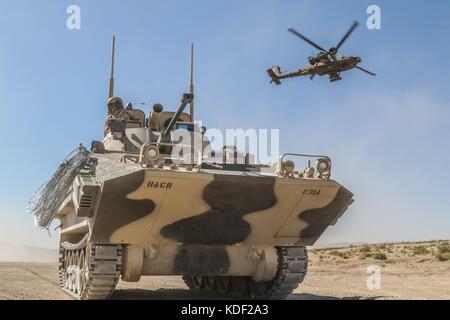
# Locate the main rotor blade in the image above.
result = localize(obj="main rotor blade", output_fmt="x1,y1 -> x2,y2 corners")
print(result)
288,28 -> 328,53
335,21 -> 359,51
356,65 -> 376,76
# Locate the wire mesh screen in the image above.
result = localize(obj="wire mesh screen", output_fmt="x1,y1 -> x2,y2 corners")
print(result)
29,145 -> 92,229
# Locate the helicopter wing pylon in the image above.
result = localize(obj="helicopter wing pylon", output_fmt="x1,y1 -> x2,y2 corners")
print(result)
328,72 -> 342,82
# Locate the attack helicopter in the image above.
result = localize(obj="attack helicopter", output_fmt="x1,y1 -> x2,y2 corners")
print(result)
268,21 -> 376,84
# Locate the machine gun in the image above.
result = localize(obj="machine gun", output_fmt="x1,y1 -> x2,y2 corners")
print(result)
161,93 -> 194,140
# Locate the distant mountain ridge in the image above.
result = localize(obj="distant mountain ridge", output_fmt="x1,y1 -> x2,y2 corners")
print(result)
0,242 -> 58,263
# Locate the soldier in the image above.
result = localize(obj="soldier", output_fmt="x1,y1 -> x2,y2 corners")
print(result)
107,96 -> 124,117
104,96 -> 135,135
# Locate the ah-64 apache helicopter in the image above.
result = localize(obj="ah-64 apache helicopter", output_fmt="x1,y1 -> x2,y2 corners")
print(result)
268,21 -> 376,84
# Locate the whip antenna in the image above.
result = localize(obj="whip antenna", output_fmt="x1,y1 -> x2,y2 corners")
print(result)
108,35 -> 116,98
189,43 -> 195,121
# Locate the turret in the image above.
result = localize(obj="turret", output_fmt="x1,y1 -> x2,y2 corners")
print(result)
97,40 -> 200,163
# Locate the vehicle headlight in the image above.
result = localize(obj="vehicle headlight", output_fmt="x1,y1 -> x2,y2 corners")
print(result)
183,153 -> 194,165
316,158 -> 331,178
144,145 -> 160,162
282,160 -> 295,174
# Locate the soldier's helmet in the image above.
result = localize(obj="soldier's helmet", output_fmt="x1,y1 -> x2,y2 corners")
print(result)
107,96 -> 124,115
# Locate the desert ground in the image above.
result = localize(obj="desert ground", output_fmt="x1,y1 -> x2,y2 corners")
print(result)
0,241 -> 449,300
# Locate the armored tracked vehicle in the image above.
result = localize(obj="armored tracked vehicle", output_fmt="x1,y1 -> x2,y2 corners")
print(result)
32,38 -> 353,300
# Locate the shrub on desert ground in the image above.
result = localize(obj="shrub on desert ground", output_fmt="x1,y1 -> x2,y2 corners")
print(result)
436,243 -> 450,261
412,245 -> 430,255
360,246 -> 371,253
436,253 -> 449,262
438,243 -> 450,254
359,252 -> 372,260
372,253 -> 387,260
329,250 -> 351,259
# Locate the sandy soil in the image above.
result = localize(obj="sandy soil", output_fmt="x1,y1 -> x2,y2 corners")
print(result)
0,241 -> 449,300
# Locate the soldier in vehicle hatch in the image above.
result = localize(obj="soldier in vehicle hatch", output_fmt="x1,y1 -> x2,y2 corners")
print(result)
104,96 -> 136,135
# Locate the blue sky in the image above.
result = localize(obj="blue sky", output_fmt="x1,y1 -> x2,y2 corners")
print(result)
0,0 -> 449,248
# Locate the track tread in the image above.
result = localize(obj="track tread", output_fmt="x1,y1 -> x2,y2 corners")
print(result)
182,246 -> 308,300
59,243 -> 122,300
